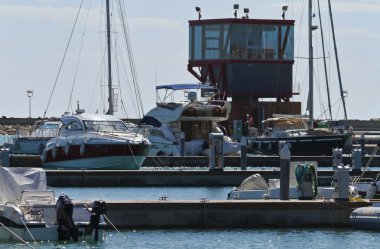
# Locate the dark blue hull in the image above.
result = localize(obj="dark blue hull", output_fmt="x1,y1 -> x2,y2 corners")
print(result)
248,134 -> 352,156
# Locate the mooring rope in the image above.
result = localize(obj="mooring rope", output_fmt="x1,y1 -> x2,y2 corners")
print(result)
103,214 -> 126,239
0,222 -> 35,248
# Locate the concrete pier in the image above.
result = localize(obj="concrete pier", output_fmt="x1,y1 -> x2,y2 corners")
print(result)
99,200 -> 371,229
44,169 -> 380,187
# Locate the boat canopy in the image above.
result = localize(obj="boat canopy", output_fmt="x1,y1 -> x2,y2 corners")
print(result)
156,83 -> 216,90
0,167 -> 47,204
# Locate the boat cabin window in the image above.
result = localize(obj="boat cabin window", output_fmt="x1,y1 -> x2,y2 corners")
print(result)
83,120 -> 128,132
66,121 -> 82,131
41,123 -> 60,129
150,129 -> 165,138
181,121 -> 212,140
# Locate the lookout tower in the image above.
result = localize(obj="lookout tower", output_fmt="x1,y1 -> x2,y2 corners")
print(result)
188,6 -> 301,132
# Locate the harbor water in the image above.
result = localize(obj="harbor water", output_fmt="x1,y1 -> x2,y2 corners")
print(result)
1,187 -> 378,248
1,225 -> 379,248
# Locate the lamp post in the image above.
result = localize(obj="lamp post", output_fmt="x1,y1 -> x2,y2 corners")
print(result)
27,90 -> 33,118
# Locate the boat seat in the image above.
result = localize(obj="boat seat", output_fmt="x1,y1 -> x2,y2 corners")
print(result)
19,190 -> 55,205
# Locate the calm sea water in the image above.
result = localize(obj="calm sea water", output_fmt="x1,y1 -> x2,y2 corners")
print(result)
1,228 -> 378,248
1,187 -> 379,248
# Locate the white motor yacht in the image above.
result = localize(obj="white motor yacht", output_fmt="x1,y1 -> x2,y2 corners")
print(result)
41,110 -> 151,170
140,83 -> 240,156
0,167 -> 107,242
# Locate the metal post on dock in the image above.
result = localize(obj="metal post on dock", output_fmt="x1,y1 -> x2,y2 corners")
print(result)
360,133 -> 365,156
332,148 -> 342,167
1,147 -> 10,167
209,133 -> 224,171
240,136 -> 247,170
351,149 -> 362,176
280,143 -> 290,200
180,132 -> 185,156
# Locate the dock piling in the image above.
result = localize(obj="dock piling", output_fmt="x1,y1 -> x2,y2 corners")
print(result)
351,149 -> 362,175
280,142 -> 290,200
209,133 -> 224,171
1,147 -> 10,167
240,136 -> 247,170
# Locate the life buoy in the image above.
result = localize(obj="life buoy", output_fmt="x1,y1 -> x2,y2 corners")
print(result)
186,107 -> 196,116
52,144 -> 57,160
41,149 -> 47,162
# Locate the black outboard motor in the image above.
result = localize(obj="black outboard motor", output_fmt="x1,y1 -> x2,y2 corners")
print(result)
85,200 -> 107,241
56,195 -> 79,241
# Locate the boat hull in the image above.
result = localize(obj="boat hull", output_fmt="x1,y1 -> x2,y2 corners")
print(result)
350,206 -> 380,230
0,224 -> 105,241
0,203 -> 106,242
42,143 -> 150,169
248,134 -> 352,156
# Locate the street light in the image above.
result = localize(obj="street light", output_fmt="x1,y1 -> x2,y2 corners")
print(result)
244,8 -> 250,19
233,4 -> 239,19
282,6 -> 288,20
195,7 -> 201,20
27,89 -> 33,118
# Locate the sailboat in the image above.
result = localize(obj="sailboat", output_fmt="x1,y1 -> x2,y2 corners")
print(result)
40,0 -> 151,169
248,0 -> 353,156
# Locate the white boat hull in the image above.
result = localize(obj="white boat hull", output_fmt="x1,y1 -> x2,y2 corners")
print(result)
0,224 -> 105,242
0,202 -> 106,242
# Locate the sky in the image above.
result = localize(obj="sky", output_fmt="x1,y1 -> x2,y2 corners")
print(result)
0,0 -> 379,120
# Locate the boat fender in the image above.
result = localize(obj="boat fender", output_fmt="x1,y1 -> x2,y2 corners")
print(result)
65,141 -> 71,156
268,142 -> 272,150
258,141 -> 262,150
80,142 -> 86,156
52,144 -> 57,160
212,106 -> 222,116
41,149 -> 47,162
38,143 -> 45,154
186,107 -> 196,116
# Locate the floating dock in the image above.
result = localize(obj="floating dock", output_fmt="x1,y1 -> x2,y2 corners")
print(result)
45,169 -> 379,187
97,200 -> 371,228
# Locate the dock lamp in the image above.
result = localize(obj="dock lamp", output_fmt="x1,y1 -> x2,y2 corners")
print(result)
27,89 -> 33,118
195,7 -> 201,20
244,8 -> 250,19
282,6 -> 288,20
233,4 -> 239,19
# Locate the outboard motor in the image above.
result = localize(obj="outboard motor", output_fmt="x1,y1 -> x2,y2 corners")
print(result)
85,200 -> 107,241
56,195 -> 79,241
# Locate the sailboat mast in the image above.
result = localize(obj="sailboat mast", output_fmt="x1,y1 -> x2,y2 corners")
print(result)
308,0 -> 314,128
328,0 -> 348,121
106,0 -> 113,115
